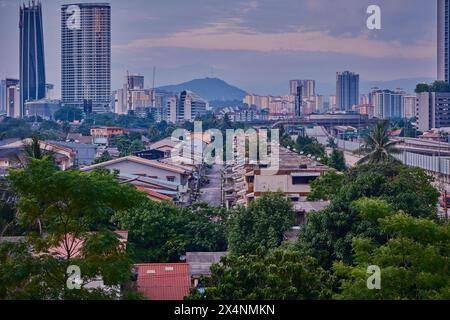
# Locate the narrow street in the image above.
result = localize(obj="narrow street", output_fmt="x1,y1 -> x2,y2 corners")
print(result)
199,163 -> 223,207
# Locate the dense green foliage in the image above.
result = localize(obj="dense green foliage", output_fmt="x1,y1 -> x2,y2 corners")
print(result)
190,247 -> 333,300
113,201 -> 228,263
415,80 -> 450,93
0,159 -> 146,299
307,171 -> 345,201
227,193 -> 295,256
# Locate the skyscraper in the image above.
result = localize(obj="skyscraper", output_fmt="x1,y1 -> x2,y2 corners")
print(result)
61,3 -> 111,113
289,80 -> 315,97
19,1 -> 46,118
438,0 -> 450,82
369,89 -> 404,119
336,71 -> 359,112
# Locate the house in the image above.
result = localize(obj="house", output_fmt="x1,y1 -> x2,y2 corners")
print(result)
186,252 -> 227,287
90,126 -> 124,138
224,147 -> 332,208
134,263 -> 191,300
81,156 -> 195,204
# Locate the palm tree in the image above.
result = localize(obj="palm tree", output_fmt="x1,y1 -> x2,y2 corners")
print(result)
356,121 -> 401,165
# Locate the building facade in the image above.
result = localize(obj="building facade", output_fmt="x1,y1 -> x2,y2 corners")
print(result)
370,89 -> 405,119
289,80 -> 315,97
336,71 -> 359,112
438,0 -> 450,82
19,1 -> 47,118
61,3 -> 111,113
417,92 -> 450,132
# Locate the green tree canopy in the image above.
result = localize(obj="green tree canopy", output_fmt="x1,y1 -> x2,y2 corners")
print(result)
228,193 -> 295,256
190,247 -> 333,300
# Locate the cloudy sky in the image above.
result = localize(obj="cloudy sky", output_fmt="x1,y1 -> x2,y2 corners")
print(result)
0,0 -> 437,96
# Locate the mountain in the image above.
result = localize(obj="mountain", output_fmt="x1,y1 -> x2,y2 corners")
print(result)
157,78 -> 248,102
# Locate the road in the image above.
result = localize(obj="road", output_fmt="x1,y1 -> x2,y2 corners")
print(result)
199,163 -> 223,207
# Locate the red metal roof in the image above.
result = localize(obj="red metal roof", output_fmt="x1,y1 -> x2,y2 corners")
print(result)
135,186 -> 173,201
135,263 -> 191,300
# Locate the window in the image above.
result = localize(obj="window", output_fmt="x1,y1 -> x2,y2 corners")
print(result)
167,176 -> 175,182
292,176 -> 318,185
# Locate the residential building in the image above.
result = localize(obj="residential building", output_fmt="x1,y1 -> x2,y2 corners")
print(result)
289,80 -> 315,97
3,79 -> 20,118
416,91 -> 450,132
186,252 -> 227,287
336,71 -> 359,112
243,94 -> 270,109
328,95 -> 337,111
177,90 -> 207,122
134,263 -> 191,300
223,147 -> 332,208
403,95 -> 416,119
19,1 -> 47,118
354,104 -> 375,118
61,3 -> 111,113
438,0 -> 450,82
90,126 -> 124,138
369,89 -> 405,119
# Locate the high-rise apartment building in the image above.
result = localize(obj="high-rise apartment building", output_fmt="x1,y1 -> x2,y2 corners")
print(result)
416,91 -> 450,132
177,91 -> 207,122
289,80 -> 315,97
369,89 -> 405,119
61,3 -> 111,113
336,71 -> 359,112
403,95 -> 416,119
2,79 -> 20,118
438,0 -> 450,82
19,1 -> 46,118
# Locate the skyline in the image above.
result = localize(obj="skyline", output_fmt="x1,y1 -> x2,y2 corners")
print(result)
0,0 -> 439,96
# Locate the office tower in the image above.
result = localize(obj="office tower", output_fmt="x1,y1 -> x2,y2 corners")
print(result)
19,1 -> 46,118
294,84 -> 303,116
177,91 -> 207,122
416,91 -> 450,132
290,80 -> 315,97
438,0 -> 450,82
369,89 -> 404,119
336,71 -> 359,112
61,3 -> 111,113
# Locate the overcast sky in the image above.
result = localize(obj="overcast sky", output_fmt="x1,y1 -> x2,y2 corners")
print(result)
0,0 -> 438,96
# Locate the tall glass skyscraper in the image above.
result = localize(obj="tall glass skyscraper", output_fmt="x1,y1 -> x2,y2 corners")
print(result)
336,71 -> 359,112
19,1 -> 46,118
61,3 -> 111,113
438,0 -> 450,82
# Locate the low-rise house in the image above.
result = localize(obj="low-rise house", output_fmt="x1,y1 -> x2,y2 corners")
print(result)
134,263 -> 191,300
81,156 -> 195,204
90,126 -> 124,138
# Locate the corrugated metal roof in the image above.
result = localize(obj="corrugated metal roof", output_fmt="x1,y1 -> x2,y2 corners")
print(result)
135,263 -> 191,300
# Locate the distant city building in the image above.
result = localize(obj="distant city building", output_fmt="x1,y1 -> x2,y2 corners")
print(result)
416,91 -> 450,132
177,90 -> 207,122
438,0 -> 450,82
328,95 -> 337,111
2,79 -> 20,118
360,94 -> 369,105
243,94 -> 270,109
303,95 -> 324,114
61,3 -> 111,113
369,89 -> 405,119
25,99 -> 61,120
354,104 -> 375,118
403,95 -> 417,119
289,80 -> 315,97
336,71 -> 359,112
19,1 -> 47,118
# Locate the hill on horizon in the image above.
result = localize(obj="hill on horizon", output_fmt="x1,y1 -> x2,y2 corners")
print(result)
157,77 -> 248,102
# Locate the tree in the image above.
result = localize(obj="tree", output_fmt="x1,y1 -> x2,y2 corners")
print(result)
228,193 -> 295,256
113,201 -> 228,263
296,136 -> 326,158
298,163 -> 440,268
357,122 -> 401,165
94,151 -> 113,164
307,171 -> 345,201
189,248 -> 333,300
2,159 -> 147,299
326,149 -> 346,172
333,209 -> 450,300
